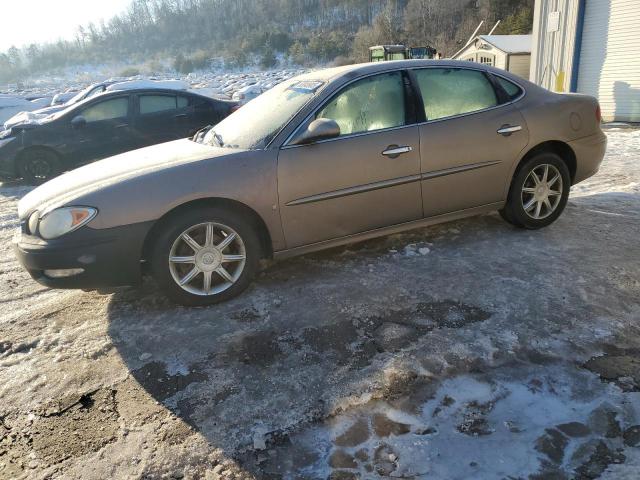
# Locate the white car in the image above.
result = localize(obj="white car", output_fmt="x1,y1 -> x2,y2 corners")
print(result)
0,95 -> 39,125
232,84 -> 264,105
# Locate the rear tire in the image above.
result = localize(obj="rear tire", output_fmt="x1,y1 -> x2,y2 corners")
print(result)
501,152 -> 570,230
150,206 -> 261,306
18,148 -> 62,185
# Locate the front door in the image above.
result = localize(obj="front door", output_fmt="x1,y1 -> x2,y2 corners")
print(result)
277,71 -> 423,248
412,67 -> 529,217
68,95 -> 135,165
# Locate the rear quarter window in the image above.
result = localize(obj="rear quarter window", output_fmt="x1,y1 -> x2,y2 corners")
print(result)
495,76 -> 524,101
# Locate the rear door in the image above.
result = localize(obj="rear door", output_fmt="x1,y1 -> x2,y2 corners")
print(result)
188,95 -> 229,132
277,70 -> 423,248
67,94 -> 135,165
132,93 -> 192,147
412,67 -> 529,217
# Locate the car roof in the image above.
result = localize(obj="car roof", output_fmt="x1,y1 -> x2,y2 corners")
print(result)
67,88 -> 220,110
296,59 -> 527,85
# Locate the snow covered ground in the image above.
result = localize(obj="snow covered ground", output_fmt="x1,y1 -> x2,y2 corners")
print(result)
0,128 -> 639,479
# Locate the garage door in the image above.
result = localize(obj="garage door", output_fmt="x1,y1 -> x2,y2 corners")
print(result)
577,0 -> 640,122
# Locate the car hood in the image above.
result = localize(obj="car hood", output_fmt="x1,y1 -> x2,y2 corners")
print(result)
4,110 -> 49,130
18,139 -> 229,219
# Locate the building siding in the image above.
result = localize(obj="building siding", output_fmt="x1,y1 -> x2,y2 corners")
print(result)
577,0 -> 640,122
530,0 -> 582,92
532,0 -> 640,122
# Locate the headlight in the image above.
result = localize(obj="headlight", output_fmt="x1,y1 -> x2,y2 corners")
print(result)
38,207 -> 97,240
28,211 -> 39,235
0,136 -> 15,148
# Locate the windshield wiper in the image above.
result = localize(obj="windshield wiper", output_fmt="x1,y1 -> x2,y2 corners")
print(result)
192,124 -> 212,143
211,130 -> 224,147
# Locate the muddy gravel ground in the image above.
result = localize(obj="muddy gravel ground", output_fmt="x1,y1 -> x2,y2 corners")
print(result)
1,128 -> 639,479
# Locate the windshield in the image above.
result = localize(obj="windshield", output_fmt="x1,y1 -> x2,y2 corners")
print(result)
66,85 -> 94,105
203,78 -> 324,149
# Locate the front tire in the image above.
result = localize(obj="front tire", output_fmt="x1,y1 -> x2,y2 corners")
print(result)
501,153 -> 570,229
18,148 -> 62,185
150,207 -> 261,306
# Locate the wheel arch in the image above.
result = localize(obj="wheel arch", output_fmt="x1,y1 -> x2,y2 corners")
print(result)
16,145 -> 63,163
141,197 -> 274,263
513,140 -> 577,185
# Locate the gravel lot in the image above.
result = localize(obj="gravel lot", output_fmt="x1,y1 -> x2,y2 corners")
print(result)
1,128 -> 639,479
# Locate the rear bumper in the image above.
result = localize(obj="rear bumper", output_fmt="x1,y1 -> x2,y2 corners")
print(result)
570,130 -> 607,184
12,221 -> 153,289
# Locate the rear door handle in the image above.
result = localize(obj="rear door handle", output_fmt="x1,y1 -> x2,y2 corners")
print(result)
497,125 -> 522,136
114,123 -> 129,129
174,113 -> 188,119
382,145 -> 412,158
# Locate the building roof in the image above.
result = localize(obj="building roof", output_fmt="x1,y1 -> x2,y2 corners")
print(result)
478,34 -> 532,54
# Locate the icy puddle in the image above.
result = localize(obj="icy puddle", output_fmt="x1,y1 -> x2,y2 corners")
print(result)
244,363 -> 640,479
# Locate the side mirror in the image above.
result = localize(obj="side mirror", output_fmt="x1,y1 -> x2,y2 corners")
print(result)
71,115 -> 86,129
292,118 -> 340,145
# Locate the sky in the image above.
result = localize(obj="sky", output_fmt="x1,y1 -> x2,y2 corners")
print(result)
0,0 -> 132,51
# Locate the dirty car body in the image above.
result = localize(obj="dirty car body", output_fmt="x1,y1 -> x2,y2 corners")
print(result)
0,88 -> 236,184
13,60 -> 607,305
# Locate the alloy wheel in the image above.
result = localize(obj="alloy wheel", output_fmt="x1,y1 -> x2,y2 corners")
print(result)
25,157 -> 53,180
521,164 -> 563,220
168,222 -> 246,296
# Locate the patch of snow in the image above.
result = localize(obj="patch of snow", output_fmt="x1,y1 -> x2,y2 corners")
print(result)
107,79 -> 190,92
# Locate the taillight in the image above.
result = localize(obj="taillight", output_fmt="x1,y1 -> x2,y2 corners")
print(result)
231,105 -> 241,113
595,104 -> 602,123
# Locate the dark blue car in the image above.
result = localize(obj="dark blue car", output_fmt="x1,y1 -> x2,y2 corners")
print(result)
0,88 -> 237,184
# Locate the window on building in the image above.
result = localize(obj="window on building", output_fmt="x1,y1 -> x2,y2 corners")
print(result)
479,56 -> 495,66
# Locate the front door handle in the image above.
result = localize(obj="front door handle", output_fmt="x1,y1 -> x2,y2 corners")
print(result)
174,113 -> 188,119
497,125 -> 522,136
382,145 -> 413,158
114,123 -> 129,129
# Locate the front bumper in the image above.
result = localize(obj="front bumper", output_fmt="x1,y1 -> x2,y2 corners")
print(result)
0,137 -> 20,179
570,130 -> 608,184
12,221 -> 154,289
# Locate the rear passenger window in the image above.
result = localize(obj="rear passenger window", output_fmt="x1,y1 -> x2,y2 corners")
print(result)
414,68 -> 498,121
140,95 -> 183,115
495,76 -> 523,101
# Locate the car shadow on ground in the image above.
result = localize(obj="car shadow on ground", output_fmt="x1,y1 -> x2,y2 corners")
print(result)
105,192 -> 640,478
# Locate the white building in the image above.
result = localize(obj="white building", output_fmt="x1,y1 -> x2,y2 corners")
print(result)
452,35 -> 532,79
530,0 -> 640,122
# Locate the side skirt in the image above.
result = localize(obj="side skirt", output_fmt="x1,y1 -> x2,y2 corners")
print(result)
273,201 -> 504,260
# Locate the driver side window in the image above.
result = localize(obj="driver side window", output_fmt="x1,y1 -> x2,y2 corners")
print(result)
81,97 -> 129,123
315,72 -> 405,136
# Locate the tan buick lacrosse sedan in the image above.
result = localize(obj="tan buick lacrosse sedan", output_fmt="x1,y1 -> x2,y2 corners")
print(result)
14,61 -> 607,305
